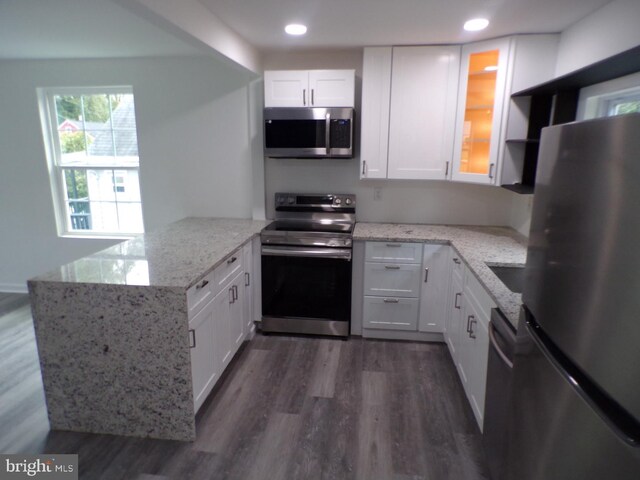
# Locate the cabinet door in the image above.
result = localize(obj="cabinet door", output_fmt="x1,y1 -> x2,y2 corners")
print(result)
308,70 -> 355,107
242,242 -> 254,336
363,296 -> 419,331
419,244 -> 452,333
229,272 -> 245,356
452,38 -> 511,184
212,286 -> 233,371
264,70 -> 308,107
361,47 -> 392,179
388,46 -> 460,180
189,299 -> 218,412
446,263 -> 464,362
458,296 -> 490,431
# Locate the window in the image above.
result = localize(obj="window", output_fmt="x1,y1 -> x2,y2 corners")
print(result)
605,92 -> 640,116
39,87 -> 144,237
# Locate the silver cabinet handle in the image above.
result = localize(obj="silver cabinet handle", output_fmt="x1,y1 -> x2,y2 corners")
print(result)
383,298 -> 400,303
424,267 -> 429,283
384,265 -> 400,270
303,89 -> 306,106
468,315 -> 477,338
229,287 -> 235,304
196,279 -> 209,290
245,272 -> 250,287
386,243 -> 401,248
489,163 -> 495,179
362,160 -> 366,176
455,292 -> 462,309
233,285 -> 238,301
453,258 -> 461,265
311,88 -> 315,105
189,329 -> 196,348
325,111 -> 331,155
445,161 -> 449,176
227,256 -> 237,265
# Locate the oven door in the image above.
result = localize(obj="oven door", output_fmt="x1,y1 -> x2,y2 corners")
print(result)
261,246 -> 352,336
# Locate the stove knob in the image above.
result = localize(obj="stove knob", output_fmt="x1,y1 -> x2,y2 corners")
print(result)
345,198 -> 352,205
335,198 -> 342,205
287,196 -> 295,205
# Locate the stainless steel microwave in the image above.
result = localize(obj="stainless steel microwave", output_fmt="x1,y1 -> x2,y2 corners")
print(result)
264,107 -> 354,158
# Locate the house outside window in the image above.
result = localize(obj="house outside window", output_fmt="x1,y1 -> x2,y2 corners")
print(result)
39,87 -> 144,237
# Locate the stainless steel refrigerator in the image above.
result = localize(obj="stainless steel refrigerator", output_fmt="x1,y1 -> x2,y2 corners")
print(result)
504,113 -> 640,479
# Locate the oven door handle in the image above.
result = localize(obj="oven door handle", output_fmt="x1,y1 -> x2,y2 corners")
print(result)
262,246 -> 352,261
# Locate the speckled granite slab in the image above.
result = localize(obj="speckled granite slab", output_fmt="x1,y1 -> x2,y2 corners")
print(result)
353,223 -> 528,328
31,218 -> 270,289
28,217 -> 269,441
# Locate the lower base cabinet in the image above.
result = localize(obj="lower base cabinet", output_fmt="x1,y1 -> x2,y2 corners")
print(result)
189,241 -> 257,413
363,296 -> 419,330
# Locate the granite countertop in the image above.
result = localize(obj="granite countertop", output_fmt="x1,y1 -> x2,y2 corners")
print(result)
31,218 -> 270,290
353,223 -> 528,327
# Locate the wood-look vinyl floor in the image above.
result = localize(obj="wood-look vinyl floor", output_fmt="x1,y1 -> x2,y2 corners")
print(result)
0,294 -> 490,480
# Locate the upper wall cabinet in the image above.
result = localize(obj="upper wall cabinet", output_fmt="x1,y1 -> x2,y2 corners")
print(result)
451,38 -> 511,185
264,70 -> 355,108
360,46 -> 460,180
452,35 -> 559,187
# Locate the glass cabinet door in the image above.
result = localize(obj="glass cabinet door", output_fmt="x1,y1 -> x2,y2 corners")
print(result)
452,39 -> 510,184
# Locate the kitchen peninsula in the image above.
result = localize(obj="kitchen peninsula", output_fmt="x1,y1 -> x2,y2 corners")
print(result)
28,218 -> 268,441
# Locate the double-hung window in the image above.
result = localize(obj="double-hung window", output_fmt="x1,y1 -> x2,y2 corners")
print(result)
39,87 -> 144,237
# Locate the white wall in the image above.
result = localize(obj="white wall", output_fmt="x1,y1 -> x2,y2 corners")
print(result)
555,0 -> 640,76
0,56 -> 258,291
262,50 -> 528,230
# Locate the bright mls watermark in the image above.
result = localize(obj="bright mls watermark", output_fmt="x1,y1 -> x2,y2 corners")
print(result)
0,455 -> 77,479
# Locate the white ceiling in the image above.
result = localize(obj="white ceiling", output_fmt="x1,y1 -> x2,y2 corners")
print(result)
0,0 -> 615,60
199,0 -> 614,51
0,0 -> 206,60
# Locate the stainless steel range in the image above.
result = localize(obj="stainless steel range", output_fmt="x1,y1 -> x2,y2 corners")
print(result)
261,192 -> 356,337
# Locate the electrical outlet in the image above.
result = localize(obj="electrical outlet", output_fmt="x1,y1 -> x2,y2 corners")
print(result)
373,187 -> 382,201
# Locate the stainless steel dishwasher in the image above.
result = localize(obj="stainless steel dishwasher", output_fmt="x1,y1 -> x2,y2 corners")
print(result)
483,308 -> 517,480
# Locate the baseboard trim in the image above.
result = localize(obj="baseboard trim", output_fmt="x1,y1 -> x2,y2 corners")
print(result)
0,283 -> 29,294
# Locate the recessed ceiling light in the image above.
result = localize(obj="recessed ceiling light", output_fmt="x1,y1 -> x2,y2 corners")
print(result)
464,18 -> 489,32
285,24 -> 307,36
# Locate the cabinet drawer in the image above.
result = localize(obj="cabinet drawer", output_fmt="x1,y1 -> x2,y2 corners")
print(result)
465,271 -> 496,323
187,273 -> 214,317
213,250 -> 244,294
363,296 -> 419,331
364,262 -> 421,298
365,242 -> 423,264
451,252 -> 465,278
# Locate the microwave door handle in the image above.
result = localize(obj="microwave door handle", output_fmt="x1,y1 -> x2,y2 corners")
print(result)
325,112 -> 331,156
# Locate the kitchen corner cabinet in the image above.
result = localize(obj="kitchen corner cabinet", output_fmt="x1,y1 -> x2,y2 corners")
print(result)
264,70 -> 355,108
452,38 -> 510,185
360,46 -> 460,180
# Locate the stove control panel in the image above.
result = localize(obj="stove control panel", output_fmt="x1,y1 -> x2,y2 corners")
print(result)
275,193 -> 356,209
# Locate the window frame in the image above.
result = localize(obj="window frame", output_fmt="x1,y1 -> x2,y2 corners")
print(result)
38,86 -> 144,239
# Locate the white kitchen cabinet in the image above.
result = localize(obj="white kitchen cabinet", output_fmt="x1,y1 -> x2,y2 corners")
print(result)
360,46 -> 460,180
444,255 -> 464,362
387,46 -> 460,180
452,38 -> 511,185
188,247 -> 254,413
418,244 -> 452,333
264,70 -> 355,107
443,255 -> 495,431
360,47 -> 392,179
188,297 -> 218,412
242,240 -> 255,337
363,241 -> 422,332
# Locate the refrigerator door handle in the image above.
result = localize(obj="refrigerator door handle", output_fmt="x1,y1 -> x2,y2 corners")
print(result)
524,314 -> 640,447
